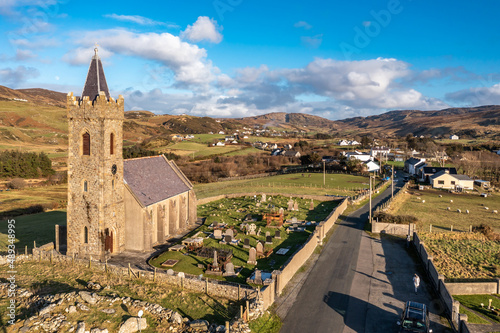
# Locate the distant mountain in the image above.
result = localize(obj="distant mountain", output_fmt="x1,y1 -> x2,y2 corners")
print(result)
0,85 -> 67,108
337,105 -> 500,138
229,112 -> 342,132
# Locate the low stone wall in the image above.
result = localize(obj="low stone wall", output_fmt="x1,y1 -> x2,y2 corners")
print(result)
273,198 -> 348,295
30,248 -> 257,303
350,179 -> 390,204
446,281 -> 500,295
371,222 -> 415,235
197,193 -> 342,206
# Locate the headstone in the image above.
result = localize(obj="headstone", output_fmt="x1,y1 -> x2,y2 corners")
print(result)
225,229 -> 234,238
213,250 -> 218,269
279,207 -> 284,215
266,235 -> 273,244
293,200 -> 299,211
292,217 -> 298,224
225,262 -> 235,275
275,230 -> 281,239
287,198 -> 294,211
257,227 -> 261,237
225,235 -> 232,243
249,223 -> 257,235
240,223 -> 248,231
265,231 -> 270,237
261,193 -> 266,202
214,229 -> 223,239
167,269 -> 174,276
244,238 -> 250,248
247,247 -> 257,265
309,199 -> 314,210
254,270 -> 262,284
213,221 -> 219,228
256,242 -> 264,255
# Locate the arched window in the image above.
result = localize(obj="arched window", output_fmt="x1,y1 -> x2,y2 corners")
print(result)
110,133 -> 114,155
84,226 -> 88,244
82,132 -> 90,155
83,180 -> 88,192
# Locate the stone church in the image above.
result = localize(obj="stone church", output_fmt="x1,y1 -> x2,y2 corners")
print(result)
66,48 -> 197,259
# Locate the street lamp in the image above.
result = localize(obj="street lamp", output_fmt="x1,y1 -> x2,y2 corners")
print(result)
369,172 -> 375,223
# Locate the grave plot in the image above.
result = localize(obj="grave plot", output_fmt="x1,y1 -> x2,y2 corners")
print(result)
149,195 -> 340,284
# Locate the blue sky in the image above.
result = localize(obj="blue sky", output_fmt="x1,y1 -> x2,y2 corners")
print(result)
2,0 -> 500,120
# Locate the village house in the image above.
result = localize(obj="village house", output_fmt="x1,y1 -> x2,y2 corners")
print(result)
404,157 -> 426,176
418,167 -> 457,183
429,170 -> 474,190
344,150 -> 372,162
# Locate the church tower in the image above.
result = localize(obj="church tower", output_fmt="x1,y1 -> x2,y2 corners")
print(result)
66,48 -> 125,259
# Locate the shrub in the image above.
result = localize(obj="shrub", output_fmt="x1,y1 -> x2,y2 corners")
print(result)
8,178 -> 27,189
374,211 -> 418,224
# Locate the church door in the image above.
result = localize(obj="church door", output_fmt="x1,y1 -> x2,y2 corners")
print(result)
104,228 -> 113,253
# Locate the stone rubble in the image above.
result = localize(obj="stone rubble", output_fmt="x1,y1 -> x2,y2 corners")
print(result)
0,282 -> 259,332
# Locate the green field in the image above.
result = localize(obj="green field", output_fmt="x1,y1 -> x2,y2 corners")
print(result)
0,184 -> 67,215
194,172 -> 375,199
150,195 -> 339,283
0,210 -> 66,254
387,188 -> 500,233
419,232 -> 500,279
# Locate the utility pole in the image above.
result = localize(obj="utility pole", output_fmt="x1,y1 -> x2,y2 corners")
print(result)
323,160 -> 326,187
369,174 -> 372,223
392,165 -> 394,199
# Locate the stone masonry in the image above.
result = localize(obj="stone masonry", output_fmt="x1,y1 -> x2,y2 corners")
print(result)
66,91 -> 125,259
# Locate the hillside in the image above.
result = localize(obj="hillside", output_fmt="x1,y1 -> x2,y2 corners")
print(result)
337,105 -> 500,139
0,85 -> 499,161
229,112 -> 342,132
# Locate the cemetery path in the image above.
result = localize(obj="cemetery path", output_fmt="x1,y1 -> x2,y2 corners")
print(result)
280,173 -> 403,333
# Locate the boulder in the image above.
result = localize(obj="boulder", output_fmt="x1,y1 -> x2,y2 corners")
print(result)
39,303 -> 56,316
79,291 -> 97,305
101,308 -> 116,314
170,311 -> 183,324
118,317 -> 147,333
189,319 -> 209,330
75,322 -> 86,333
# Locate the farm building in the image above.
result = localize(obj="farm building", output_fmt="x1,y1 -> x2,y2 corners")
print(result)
429,170 -> 473,190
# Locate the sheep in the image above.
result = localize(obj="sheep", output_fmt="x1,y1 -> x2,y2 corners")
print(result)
417,197 -> 421,200
422,200 -> 425,203
485,207 -> 489,210
439,195 -> 443,198
447,207 -> 451,211
493,210 -> 498,214
457,209 -> 461,213
466,210 -> 470,214
450,199 -> 453,203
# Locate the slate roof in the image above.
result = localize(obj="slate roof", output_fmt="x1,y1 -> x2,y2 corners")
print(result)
405,157 -> 423,166
124,155 -> 192,207
422,167 -> 457,175
81,48 -> 110,101
429,170 -> 472,181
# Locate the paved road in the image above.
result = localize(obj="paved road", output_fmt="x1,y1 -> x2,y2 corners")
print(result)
281,173 -> 404,333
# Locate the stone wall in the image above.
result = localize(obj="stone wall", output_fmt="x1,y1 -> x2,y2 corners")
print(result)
197,193 -> 343,206
27,248 -> 257,303
371,222 -> 415,235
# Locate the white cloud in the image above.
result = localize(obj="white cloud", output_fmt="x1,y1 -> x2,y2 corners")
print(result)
15,49 -> 36,60
62,46 -> 114,66
181,16 -> 223,44
446,83 -> 500,105
10,37 -> 60,49
294,21 -> 312,30
0,65 -> 39,87
301,35 -> 323,48
64,29 -> 216,86
104,14 -> 179,28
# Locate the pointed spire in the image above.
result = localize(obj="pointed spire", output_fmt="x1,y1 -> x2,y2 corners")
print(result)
81,46 -> 110,101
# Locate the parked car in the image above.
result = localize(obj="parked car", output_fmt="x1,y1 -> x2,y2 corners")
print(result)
397,301 -> 433,332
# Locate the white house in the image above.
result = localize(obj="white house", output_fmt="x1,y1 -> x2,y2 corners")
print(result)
404,157 -> 426,175
364,161 -> 380,172
450,135 -> 459,140
370,146 -> 391,159
429,170 -> 473,190
345,150 -> 372,162
216,141 -> 225,147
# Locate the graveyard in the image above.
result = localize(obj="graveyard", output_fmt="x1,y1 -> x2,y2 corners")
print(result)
149,194 -> 340,284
